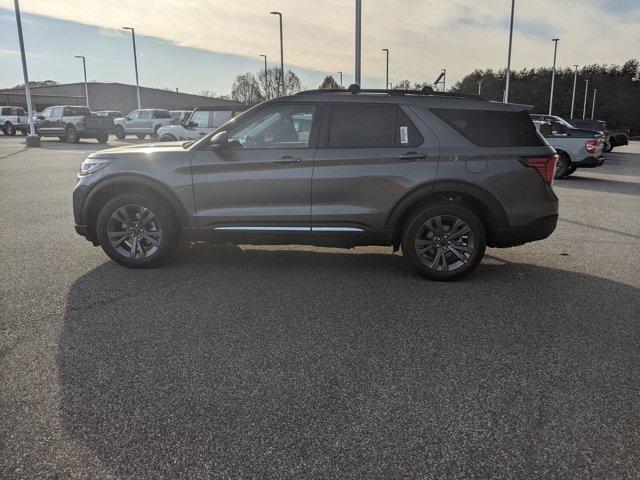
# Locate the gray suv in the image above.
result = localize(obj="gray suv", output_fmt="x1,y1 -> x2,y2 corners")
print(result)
73,86 -> 559,280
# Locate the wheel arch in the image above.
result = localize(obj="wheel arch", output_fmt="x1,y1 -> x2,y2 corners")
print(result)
386,180 -> 509,247
81,174 -> 191,240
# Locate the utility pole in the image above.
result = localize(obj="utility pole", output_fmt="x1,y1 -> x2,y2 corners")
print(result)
270,12 -> 284,95
478,79 -> 482,95
13,0 -> 39,146
382,48 -> 389,89
548,38 -> 559,115
591,88 -> 597,119
123,27 -> 141,109
259,54 -> 268,98
582,79 -> 589,119
570,64 -> 579,119
337,71 -> 343,87
504,0 -> 515,102
75,55 -> 89,108
355,0 -> 361,86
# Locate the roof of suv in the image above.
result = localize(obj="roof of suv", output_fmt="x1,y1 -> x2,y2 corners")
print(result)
286,85 -> 530,112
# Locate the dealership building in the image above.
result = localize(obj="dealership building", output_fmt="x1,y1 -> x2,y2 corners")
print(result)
0,82 -> 244,114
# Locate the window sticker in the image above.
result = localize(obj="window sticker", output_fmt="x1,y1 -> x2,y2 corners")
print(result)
400,125 -> 409,144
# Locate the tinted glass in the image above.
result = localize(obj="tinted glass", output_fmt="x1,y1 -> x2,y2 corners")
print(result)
153,110 -> 171,118
229,104 -> 315,149
395,108 -> 424,147
329,105 -> 395,148
1,108 -> 9,115
431,108 -> 545,147
128,111 -> 139,120
16,108 -> 26,115
65,107 -> 90,116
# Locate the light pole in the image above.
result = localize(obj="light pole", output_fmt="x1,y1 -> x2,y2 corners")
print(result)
122,27 -> 141,109
504,0 -> 515,102
337,71 -> 343,87
570,64 -> 579,119
13,0 -> 38,146
75,55 -> 89,109
382,48 -> 389,89
442,69 -> 446,91
478,79 -> 482,95
582,79 -> 589,119
591,88 -> 597,119
548,38 -> 559,115
259,54 -> 268,98
355,0 -> 361,86
270,11 -> 284,96
388,82 -> 392,89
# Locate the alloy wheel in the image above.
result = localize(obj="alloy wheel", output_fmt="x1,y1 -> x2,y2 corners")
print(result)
106,204 -> 163,259
414,215 -> 475,272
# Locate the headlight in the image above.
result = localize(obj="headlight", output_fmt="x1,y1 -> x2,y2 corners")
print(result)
79,157 -> 112,176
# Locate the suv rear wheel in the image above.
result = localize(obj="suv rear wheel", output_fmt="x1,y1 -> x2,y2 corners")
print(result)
114,126 -> 125,139
401,203 -> 486,281
96,195 -> 179,268
554,152 -> 571,178
64,126 -> 79,143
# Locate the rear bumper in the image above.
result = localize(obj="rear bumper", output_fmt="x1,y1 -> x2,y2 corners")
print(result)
573,155 -> 604,168
489,214 -> 558,248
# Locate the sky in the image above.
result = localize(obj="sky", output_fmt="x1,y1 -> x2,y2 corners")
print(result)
1,0 -> 639,97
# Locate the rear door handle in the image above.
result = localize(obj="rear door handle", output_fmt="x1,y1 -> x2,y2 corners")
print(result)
273,156 -> 302,165
398,152 -> 427,162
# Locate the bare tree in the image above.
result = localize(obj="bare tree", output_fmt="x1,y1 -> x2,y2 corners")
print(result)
231,73 -> 264,105
319,75 -> 340,90
258,67 -> 302,99
393,79 -> 411,90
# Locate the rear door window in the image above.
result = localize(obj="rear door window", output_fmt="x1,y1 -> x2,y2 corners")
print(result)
328,104 -> 395,148
153,110 -> 171,119
431,108 -> 545,147
138,111 -> 151,120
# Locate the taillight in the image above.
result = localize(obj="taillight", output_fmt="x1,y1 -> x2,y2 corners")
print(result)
585,139 -> 598,153
520,155 -> 558,185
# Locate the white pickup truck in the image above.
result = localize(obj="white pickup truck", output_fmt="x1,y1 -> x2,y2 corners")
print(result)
114,109 -> 175,140
156,107 -> 242,142
1,106 -> 30,135
534,121 -> 604,179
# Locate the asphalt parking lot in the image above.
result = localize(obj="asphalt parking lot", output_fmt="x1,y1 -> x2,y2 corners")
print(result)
1,135 -> 639,479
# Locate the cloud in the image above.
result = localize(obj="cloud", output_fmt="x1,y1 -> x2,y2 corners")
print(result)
98,27 -> 125,38
0,0 -> 638,84
0,46 -> 56,60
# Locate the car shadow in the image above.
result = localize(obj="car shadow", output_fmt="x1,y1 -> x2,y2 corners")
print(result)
555,174 -> 640,196
57,244 -> 640,477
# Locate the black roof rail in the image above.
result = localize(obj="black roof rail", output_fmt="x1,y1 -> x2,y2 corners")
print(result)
296,83 -> 488,101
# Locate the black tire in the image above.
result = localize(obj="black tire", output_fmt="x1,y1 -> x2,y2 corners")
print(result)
96,132 -> 109,143
114,126 -> 126,140
401,202 -> 486,281
64,126 -> 79,143
4,122 -> 16,136
96,194 -> 179,268
554,152 -> 571,179
20,129 -> 28,135
136,134 -> 147,140
567,165 -> 578,176
159,134 -> 176,142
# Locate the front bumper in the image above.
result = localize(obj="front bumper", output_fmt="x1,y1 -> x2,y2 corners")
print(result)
489,214 -> 559,248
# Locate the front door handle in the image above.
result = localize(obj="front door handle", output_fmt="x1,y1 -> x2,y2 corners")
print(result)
398,152 -> 427,162
273,156 -> 302,165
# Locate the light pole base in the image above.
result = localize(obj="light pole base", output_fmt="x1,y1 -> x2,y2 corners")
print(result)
25,135 -> 41,147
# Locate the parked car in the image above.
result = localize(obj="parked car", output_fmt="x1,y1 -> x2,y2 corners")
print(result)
73,85 -> 559,281
157,107 -> 242,142
97,110 -> 124,119
533,121 -> 603,178
36,105 -> 114,143
1,106 -> 29,135
531,114 -> 609,150
170,110 -> 192,124
113,109 -> 174,139
568,118 -> 628,152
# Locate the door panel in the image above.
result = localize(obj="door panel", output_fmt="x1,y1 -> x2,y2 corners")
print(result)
311,104 -> 440,231
191,148 -> 315,228
191,103 -> 318,229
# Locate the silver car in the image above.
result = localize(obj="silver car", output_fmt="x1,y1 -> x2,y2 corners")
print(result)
73,86 -> 559,281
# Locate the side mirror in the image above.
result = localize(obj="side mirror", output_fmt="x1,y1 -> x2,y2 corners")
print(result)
125,116 -> 131,121
37,115 -> 44,120
209,130 -> 229,149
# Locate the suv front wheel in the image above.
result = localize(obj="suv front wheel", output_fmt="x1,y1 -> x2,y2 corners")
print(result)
96,195 -> 179,267
401,203 -> 486,281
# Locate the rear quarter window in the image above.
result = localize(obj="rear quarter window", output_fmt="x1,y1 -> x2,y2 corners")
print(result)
431,108 -> 545,147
